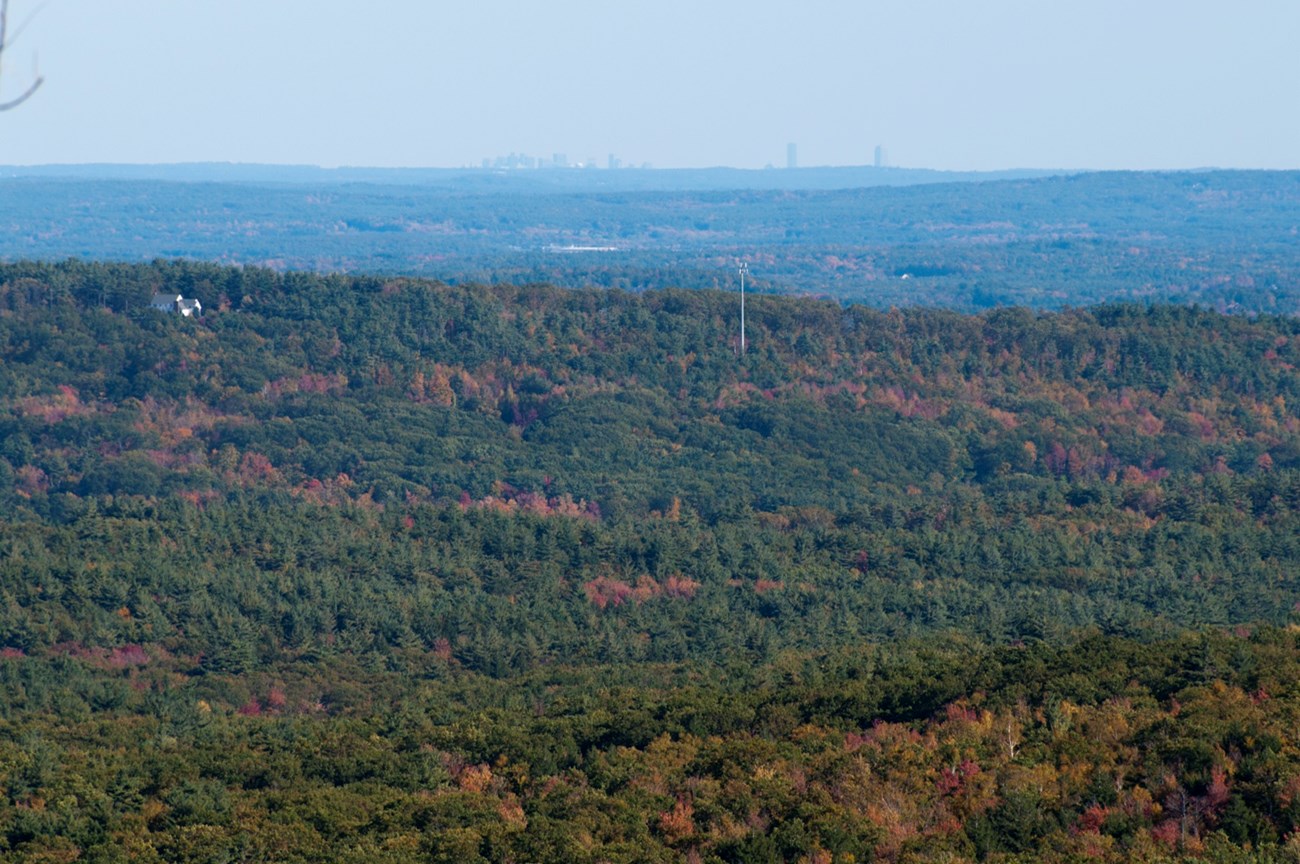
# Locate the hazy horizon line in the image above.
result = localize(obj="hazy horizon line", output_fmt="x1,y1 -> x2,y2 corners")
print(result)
3,160 -> 1279,174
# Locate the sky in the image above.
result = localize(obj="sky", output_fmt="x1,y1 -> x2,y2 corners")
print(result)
0,0 -> 1297,171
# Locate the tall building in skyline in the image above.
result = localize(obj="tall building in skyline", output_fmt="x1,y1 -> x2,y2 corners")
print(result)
874,145 -> 887,168
787,143 -> 797,170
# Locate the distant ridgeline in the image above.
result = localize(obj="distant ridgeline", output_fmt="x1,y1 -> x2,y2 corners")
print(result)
0,168 -> 1299,312
6,260 -> 1300,860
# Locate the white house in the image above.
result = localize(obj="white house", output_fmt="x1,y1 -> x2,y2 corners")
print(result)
150,293 -> 202,317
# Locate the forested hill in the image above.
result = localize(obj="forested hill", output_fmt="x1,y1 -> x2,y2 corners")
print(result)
6,258 -> 1300,639
6,260 -> 1300,861
6,258 -> 1300,513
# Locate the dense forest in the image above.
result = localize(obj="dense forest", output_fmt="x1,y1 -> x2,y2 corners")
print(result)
3,169 -> 1300,312
5,260 -> 1300,861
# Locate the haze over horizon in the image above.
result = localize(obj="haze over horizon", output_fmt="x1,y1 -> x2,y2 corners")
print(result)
0,0 -> 1296,173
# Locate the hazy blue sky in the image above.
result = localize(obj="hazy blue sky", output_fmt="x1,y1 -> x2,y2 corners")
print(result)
1,0 -> 1296,170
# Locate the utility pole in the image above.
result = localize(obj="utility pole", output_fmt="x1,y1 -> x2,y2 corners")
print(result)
738,262 -> 749,354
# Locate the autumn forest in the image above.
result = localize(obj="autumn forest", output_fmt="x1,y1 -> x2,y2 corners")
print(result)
4,256 -> 1300,862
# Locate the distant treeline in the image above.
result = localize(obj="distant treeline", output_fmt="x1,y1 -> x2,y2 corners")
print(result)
1,169 -> 1299,311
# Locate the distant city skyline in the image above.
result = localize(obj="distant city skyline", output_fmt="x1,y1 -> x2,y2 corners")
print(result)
1,0 -> 1297,171
479,152 -> 655,171
477,146 -> 893,172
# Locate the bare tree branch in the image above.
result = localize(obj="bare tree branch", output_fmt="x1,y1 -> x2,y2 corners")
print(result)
6,0 -> 48,46
0,0 -> 42,112
0,73 -> 40,111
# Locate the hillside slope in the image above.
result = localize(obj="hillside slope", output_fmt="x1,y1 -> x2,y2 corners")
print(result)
4,261 -> 1300,861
